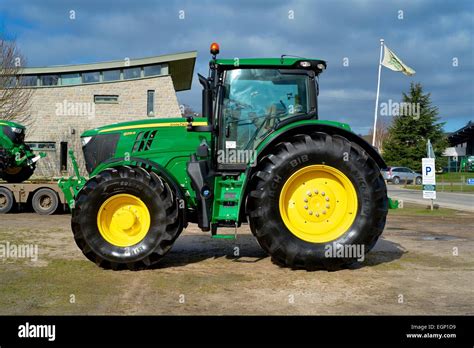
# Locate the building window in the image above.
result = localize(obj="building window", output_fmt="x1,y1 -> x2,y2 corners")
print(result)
20,75 -> 37,86
41,75 -> 59,86
144,64 -> 162,77
124,67 -> 141,79
61,73 -> 81,85
94,95 -> 119,104
147,90 -> 155,116
102,69 -> 121,82
26,142 -> 56,151
82,71 -> 100,83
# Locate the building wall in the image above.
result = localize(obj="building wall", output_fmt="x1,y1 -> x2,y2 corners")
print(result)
25,75 -> 182,177
443,144 -> 467,157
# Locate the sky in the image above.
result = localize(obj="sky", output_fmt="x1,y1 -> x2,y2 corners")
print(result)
0,0 -> 472,135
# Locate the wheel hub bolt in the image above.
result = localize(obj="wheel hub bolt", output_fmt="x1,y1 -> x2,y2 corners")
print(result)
308,210 -> 313,215
314,189 -> 318,194
322,210 -> 327,214
304,198 -> 308,203
304,205 -> 308,209
315,212 -> 320,217
326,204 -> 330,209
325,197 -> 329,201
321,191 -> 326,196
306,191 -> 312,197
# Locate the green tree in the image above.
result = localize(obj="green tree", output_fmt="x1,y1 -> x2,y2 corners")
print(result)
382,83 -> 448,172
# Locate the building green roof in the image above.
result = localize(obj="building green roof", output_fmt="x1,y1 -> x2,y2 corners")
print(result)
20,51 -> 197,91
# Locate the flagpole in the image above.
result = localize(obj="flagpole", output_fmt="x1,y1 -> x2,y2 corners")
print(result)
372,38 -> 384,147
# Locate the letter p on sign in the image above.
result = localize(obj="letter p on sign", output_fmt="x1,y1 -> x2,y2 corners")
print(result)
422,158 -> 436,185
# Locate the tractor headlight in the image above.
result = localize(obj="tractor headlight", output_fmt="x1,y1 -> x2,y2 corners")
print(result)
81,136 -> 92,147
11,127 -> 23,134
317,63 -> 326,70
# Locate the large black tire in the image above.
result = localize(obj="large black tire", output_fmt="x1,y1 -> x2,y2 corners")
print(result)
0,147 -> 6,178
247,132 -> 388,270
0,187 -> 14,214
71,165 -> 183,270
32,188 -> 59,215
0,164 -> 35,183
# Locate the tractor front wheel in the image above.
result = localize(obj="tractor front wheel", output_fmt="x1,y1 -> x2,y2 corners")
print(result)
0,164 -> 35,183
0,146 -> 36,183
71,165 -> 182,270
247,132 -> 388,270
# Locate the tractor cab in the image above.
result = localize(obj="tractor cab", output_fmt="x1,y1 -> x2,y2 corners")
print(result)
0,120 -> 45,183
188,43 -> 327,170
185,43 -> 331,233
0,120 -> 27,146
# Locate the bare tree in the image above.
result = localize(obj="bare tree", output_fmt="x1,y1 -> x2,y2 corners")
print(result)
0,35 -> 33,124
368,119 -> 389,153
180,104 -> 202,118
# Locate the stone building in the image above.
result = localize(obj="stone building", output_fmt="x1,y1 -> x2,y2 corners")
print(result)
18,51 -> 196,177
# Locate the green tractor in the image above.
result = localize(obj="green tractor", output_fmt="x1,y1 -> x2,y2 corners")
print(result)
60,43 -> 388,270
0,120 -> 45,183
460,156 -> 474,172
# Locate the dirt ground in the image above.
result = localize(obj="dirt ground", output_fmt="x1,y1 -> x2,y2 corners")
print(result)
0,204 -> 473,315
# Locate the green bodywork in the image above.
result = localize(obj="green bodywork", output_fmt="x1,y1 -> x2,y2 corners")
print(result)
57,150 -> 87,208
58,54 -> 389,229
0,120 -> 45,168
60,117 -> 352,220
215,57 -> 325,68
460,156 -> 474,172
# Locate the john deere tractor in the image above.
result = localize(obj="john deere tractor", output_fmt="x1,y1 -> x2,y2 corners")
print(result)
0,120 -> 44,183
60,43 -> 388,270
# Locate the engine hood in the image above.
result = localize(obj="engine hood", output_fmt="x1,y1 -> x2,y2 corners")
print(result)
81,117 -> 208,137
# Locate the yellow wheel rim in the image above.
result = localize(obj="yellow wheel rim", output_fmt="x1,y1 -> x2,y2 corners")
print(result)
97,194 -> 151,247
279,164 -> 358,243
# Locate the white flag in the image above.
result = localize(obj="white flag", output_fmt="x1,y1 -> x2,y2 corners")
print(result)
381,45 -> 415,76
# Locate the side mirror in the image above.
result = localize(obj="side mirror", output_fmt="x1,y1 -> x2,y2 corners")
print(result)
198,73 -> 212,125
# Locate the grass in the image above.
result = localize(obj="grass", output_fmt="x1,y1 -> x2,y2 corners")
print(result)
388,203 -> 460,217
0,259 -> 127,315
0,257 -> 252,315
436,172 -> 474,183
404,184 -> 474,193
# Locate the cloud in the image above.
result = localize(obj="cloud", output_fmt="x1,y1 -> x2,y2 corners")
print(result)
0,0 -> 472,133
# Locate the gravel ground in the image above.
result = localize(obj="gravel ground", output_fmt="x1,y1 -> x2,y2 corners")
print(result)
0,204 -> 472,315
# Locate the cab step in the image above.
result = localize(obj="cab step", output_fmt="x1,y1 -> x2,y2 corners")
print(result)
211,222 -> 237,240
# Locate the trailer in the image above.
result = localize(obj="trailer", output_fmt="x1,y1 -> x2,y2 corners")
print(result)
0,180 -> 67,215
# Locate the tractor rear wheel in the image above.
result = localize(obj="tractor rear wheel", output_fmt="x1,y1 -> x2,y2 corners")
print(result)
71,165 -> 182,270
247,132 -> 388,270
